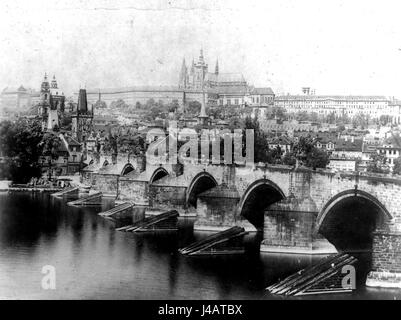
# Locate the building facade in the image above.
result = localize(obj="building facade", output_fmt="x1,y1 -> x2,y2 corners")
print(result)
0,86 -> 39,114
275,94 -> 398,121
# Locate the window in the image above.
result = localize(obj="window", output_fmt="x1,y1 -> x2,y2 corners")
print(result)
227,99 -> 231,106
234,99 -> 239,105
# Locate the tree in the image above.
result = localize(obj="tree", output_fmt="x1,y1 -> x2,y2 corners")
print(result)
292,136 -> 329,169
208,105 -> 225,120
367,153 -> 388,174
304,147 -> 330,169
292,136 -> 315,158
0,119 -> 45,183
40,133 -> 62,159
379,115 -> 391,126
266,146 -> 283,164
94,100 -> 107,109
168,100 -> 180,113
326,112 -> 336,124
273,107 -> 287,121
352,112 -> 369,128
103,131 -> 118,154
283,151 -> 297,166
110,99 -> 129,109
186,101 -> 201,116
244,116 -> 270,163
145,98 -> 156,108
393,157 -> 401,175
295,111 -> 310,122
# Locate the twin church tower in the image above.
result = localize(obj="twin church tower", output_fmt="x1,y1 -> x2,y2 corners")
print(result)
38,73 -> 93,142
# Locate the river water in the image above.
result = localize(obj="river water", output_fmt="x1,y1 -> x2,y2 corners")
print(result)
0,192 -> 400,300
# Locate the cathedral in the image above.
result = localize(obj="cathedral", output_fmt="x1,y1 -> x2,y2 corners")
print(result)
178,49 -> 248,91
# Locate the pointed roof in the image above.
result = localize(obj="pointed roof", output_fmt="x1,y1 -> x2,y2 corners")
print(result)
41,73 -> 50,91
77,89 -> 88,113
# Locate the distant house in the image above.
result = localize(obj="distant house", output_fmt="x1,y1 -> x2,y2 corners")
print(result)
247,87 -> 275,107
315,137 -> 336,152
93,115 -> 119,126
328,158 -> 357,172
331,137 -> 363,159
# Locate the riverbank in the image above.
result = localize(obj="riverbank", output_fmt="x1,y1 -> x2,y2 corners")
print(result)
8,185 -> 63,193
0,180 -> 11,191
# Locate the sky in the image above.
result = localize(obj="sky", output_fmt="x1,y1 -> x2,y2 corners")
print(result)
1,0 -> 401,97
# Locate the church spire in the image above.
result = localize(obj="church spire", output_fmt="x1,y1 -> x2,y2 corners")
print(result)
215,59 -> 219,75
198,72 -> 209,126
199,48 -> 205,64
179,57 -> 187,88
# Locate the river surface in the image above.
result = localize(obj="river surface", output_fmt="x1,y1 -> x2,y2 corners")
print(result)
0,192 -> 400,300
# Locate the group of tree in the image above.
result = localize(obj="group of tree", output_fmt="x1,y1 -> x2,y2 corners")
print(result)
94,100 -> 107,109
287,136 -> 329,169
0,119 -> 61,183
102,128 -> 146,156
366,153 -> 401,175
110,99 -> 130,110
367,153 -> 390,174
243,116 -> 329,169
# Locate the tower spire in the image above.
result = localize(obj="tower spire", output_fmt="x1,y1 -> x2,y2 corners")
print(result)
198,72 -> 209,126
215,59 -> 219,75
199,48 -> 204,64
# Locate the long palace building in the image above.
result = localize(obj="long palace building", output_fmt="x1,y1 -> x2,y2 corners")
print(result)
275,93 -> 401,124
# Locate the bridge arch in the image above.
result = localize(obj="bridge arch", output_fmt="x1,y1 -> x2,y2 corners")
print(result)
149,167 -> 169,184
186,172 -> 218,208
317,189 -> 392,252
237,179 -> 285,230
121,163 -> 134,176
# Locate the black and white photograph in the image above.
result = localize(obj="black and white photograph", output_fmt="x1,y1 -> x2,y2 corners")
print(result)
1,0 -> 401,307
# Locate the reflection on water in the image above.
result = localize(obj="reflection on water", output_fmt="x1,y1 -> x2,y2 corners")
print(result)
0,192 -> 400,300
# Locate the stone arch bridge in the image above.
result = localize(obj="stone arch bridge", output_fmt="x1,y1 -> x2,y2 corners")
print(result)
81,155 -> 401,287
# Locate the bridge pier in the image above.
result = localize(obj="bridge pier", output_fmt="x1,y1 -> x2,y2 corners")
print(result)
261,196 -> 337,254
193,184 -> 257,232
366,231 -> 401,288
